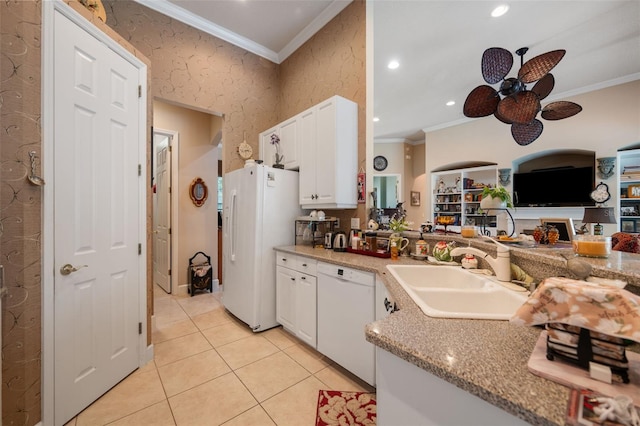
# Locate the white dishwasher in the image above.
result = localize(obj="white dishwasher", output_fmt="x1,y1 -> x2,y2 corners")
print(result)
317,262 -> 376,386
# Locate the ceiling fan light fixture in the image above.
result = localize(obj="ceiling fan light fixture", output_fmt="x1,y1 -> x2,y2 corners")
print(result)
491,5 -> 509,17
446,100 -> 456,106
388,60 -> 400,70
465,46 -> 582,145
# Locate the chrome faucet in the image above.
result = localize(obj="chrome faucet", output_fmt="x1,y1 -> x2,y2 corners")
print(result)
450,236 -> 511,282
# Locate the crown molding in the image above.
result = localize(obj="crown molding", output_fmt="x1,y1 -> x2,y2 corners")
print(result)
133,0 -> 279,63
278,0 -> 352,62
133,0 -> 352,64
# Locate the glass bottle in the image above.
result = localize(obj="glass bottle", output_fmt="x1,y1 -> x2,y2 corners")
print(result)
390,240 -> 398,260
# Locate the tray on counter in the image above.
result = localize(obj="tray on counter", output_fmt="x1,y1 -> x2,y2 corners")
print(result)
346,247 -> 391,258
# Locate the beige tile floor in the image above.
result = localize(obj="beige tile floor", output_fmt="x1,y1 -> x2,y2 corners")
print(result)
65,285 -> 375,425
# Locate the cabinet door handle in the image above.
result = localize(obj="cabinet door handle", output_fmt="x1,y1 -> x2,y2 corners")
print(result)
282,258 -> 287,262
300,276 -> 306,280
290,277 -> 295,281
301,263 -> 307,267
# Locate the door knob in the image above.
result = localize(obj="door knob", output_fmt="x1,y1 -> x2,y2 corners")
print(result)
60,264 -> 88,275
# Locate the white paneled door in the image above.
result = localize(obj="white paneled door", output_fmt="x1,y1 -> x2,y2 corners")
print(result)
154,133 -> 171,293
53,9 -> 142,425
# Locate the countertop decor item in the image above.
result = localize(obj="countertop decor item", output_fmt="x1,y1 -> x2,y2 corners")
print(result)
582,207 -> 616,236
480,185 -> 513,209
373,155 -> 388,171
463,46 -> 582,145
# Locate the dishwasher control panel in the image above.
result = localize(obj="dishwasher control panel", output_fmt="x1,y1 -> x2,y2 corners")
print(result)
317,262 -> 374,287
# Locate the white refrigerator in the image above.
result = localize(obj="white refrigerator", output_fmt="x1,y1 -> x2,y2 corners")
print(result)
222,164 -> 301,332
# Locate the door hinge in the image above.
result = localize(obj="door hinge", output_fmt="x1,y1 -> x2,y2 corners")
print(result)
168,228 -> 172,235
138,85 -> 142,98
138,322 -> 142,335
138,164 -> 142,176
168,269 -> 171,276
169,145 -> 172,152
168,186 -> 171,194
138,243 -> 142,255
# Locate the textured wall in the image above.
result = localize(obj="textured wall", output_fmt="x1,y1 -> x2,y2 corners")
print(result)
1,1 -> 153,424
103,0 -> 281,175
280,0 -> 367,226
1,1 -> 44,424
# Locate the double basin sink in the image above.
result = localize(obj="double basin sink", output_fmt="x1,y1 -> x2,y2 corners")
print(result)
386,264 -> 529,320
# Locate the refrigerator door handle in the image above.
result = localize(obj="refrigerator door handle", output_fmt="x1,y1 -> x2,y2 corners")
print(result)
230,189 -> 237,262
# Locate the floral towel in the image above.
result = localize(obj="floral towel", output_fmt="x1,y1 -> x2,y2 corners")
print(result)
510,277 -> 640,344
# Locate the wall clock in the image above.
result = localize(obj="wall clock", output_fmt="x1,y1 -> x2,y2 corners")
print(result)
373,155 -> 388,171
237,141 -> 253,160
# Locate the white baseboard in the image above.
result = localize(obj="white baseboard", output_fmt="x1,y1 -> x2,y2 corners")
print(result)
143,343 -> 154,365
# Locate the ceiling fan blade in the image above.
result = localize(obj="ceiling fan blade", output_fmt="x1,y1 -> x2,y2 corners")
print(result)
541,101 -> 582,120
531,73 -> 555,100
511,119 -> 543,145
463,85 -> 499,118
481,47 -> 513,84
518,50 -> 566,83
494,109 -> 513,125
496,91 -> 540,124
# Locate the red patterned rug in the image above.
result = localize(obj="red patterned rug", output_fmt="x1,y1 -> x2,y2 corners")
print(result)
316,390 -> 377,426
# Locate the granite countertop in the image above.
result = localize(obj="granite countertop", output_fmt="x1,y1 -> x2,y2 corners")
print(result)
275,238 -> 640,426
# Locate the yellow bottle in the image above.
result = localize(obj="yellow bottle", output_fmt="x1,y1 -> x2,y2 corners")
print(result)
390,241 -> 398,260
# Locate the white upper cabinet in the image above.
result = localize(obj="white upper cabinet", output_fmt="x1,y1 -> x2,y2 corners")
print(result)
259,116 -> 300,170
299,96 -> 358,209
259,95 -> 358,209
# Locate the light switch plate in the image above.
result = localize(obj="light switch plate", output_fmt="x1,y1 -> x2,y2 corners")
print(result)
351,218 -> 360,229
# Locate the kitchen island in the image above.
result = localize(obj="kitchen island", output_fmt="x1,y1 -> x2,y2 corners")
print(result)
276,237 -> 640,425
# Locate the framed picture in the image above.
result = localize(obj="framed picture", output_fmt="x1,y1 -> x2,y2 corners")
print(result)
540,218 -> 575,242
628,184 -> 640,198
376,238 -> 390,253
621,206 -> 638,216
464,193 -> 473,202
411,191 -> 420,206
621,219 -> 636,233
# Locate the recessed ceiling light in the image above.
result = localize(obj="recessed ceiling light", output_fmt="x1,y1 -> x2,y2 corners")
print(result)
491,5 -> 509,17
373,117 -> 380,122
446,101 -> 456,106
387,60 -> 399,70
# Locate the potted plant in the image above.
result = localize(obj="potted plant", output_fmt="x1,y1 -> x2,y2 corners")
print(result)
270,133 -> 284,168
480,185 -> 513,209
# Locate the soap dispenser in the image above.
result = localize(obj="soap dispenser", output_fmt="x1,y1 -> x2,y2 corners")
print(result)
415,233 -> 429,256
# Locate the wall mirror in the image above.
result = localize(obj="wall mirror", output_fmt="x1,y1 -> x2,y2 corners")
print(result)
373,174 -> 401,208
190,177 -> 208,207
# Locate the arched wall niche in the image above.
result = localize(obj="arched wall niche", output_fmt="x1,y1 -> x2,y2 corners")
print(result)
514,149 -> 595,173
619,143 -> 640,152
432,161 -> 496,173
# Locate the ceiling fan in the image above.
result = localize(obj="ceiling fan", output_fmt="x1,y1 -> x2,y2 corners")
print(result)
463,47 -> 582,145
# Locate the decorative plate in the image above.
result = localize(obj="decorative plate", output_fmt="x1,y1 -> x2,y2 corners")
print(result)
373,155 -> 388,171
590,182 -> 610,204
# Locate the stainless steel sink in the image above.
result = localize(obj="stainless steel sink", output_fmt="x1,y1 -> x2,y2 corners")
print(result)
386,264 -> 529,320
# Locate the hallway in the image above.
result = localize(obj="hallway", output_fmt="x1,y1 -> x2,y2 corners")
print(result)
64,286 -> 374,425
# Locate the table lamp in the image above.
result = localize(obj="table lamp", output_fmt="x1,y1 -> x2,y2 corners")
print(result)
582,207 -> 616,235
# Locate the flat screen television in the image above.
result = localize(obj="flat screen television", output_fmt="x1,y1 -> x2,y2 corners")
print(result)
513,166 -> 595,207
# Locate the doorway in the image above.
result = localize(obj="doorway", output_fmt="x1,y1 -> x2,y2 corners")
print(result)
153,101 -> 223,296
152,129 -> 178,294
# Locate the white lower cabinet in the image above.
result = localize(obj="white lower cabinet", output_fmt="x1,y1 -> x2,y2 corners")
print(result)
376,348 -> 528,425
275,251 -> 317,348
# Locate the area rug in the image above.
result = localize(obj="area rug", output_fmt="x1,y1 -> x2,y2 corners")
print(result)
316,390 -> 377,426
